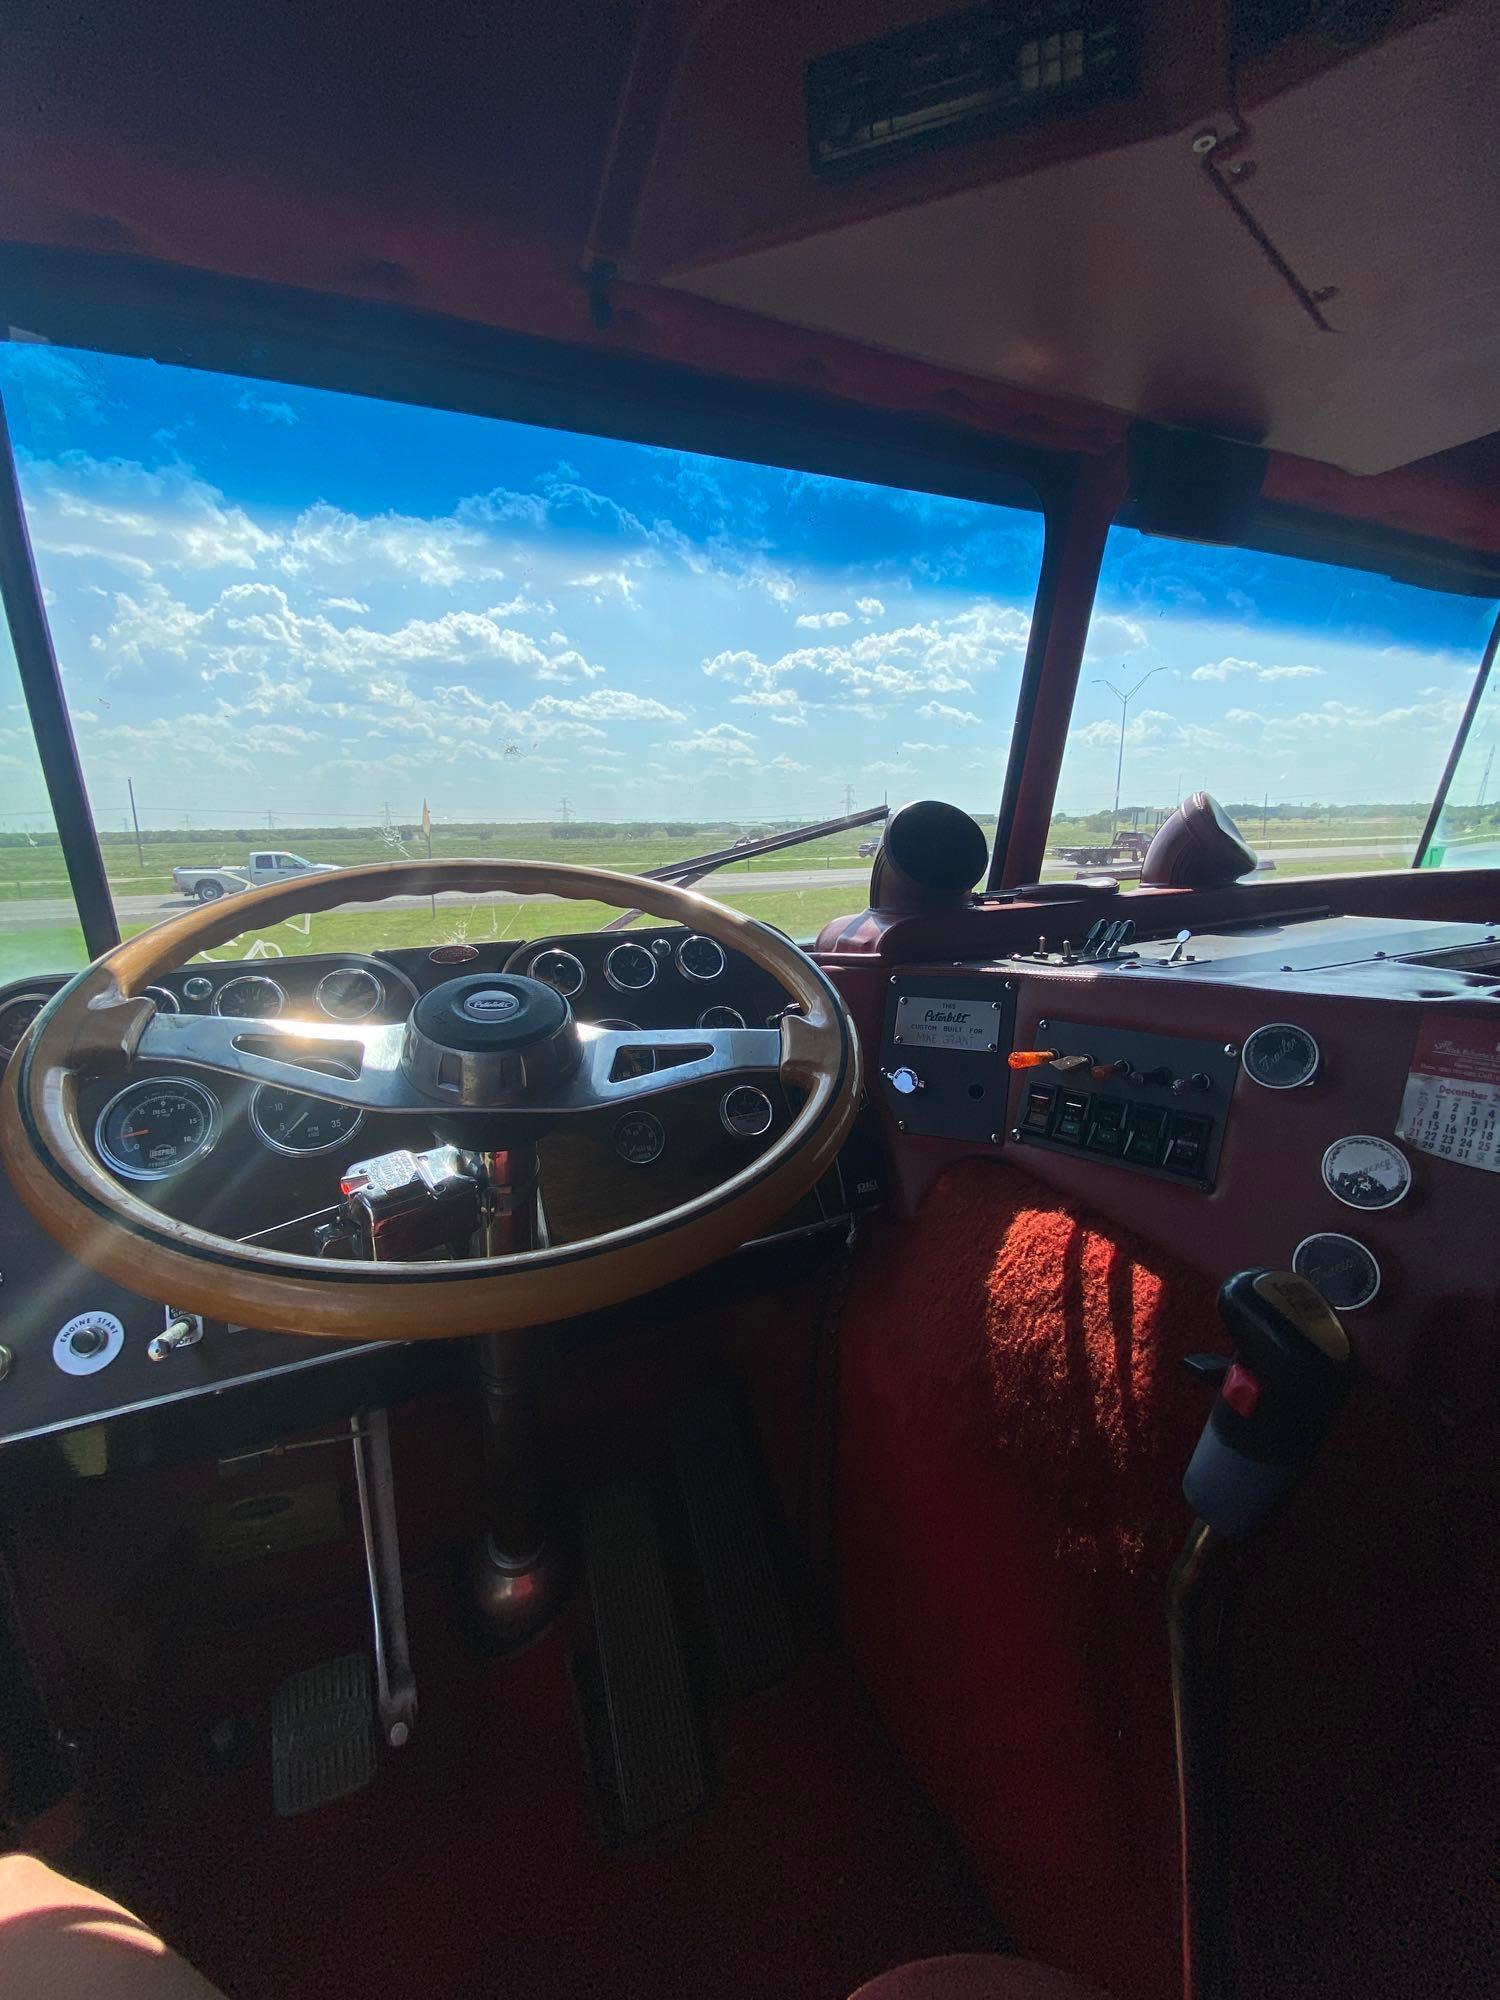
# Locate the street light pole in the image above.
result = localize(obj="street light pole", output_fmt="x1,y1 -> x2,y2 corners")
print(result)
1095,665 -> 1169,841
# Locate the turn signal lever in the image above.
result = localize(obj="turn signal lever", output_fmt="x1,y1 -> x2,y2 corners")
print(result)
1183,1268 -> 1355,1539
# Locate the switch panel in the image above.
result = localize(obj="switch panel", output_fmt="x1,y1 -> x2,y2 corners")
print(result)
879,976 -> 1018,1141
1010,1020 -> 1237,1188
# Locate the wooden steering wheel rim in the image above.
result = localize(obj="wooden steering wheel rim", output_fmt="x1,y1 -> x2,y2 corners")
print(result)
0,859 -> 862,1341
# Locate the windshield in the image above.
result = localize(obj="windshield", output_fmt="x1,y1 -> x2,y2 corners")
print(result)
0,343 -> 1044,977
1052,526 -> 1500,881
1419,620 -> 1500,870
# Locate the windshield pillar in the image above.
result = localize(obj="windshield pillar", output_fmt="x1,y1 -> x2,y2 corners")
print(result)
0,391 -> 118,958
989,450 -> 1126,892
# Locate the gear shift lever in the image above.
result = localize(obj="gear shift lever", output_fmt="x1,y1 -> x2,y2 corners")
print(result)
1171,1269 -> 1356,2000
1184,1268 -> 1354,1538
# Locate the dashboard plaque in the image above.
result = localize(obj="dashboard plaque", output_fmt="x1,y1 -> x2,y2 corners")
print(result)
894,994 -> 1002,1054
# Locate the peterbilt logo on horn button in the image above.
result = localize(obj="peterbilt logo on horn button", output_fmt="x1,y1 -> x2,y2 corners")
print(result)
461,988 -> 523,1021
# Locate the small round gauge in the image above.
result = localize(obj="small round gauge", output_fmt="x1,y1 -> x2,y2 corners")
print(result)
598,1018 -> 654,1080
144,984 -> 180,1014
677,934 -> 726,982
182,975 -> 213,1002
213,974 -> 285,1019
251,1072 -> 366,1156
1322,1134 -> 1412,1211
1293,1232 -> 1381,1312
720,1084 -> 774,1138
0,990 -> 53,1065
613,1111 -> 666,1165
605,942 -> 657,994
698,1004 -> 746,1030
1242,1022 -> 1320,1090
95,1076 -> 221,1180
316,965 -> 383,1022
531,948 -> 586,997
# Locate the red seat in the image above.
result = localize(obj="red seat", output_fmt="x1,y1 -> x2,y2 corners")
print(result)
851,1955 -> 1113,2000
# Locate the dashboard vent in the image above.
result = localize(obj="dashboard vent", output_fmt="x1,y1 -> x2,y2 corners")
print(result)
806,2 -> 1137,182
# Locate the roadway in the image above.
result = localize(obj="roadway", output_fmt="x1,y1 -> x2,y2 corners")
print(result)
0,839 -> 1431,933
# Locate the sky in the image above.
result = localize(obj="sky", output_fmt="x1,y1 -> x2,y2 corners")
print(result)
1,339 -> 1496,836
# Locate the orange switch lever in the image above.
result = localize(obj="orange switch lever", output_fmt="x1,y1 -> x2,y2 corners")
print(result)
1007,1049 -> 1060,1070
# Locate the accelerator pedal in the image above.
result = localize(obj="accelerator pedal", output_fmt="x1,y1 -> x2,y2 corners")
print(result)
271,1653 -> 375,1816
671,1394 -> 797,1697
579,1483 -> 708,1843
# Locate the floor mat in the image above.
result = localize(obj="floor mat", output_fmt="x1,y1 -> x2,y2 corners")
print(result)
104,1589 -> 998,2000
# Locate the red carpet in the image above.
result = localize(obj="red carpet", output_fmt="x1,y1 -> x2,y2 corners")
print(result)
100,1590 -> 999,2000
838,1160 -> 1218,2000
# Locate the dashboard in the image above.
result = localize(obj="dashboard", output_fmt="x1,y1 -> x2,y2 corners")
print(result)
0,929 -> 872,1451
869,909 -> 1500,1406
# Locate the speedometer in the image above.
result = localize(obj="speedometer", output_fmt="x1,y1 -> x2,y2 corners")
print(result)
95,1077 -> 221,1180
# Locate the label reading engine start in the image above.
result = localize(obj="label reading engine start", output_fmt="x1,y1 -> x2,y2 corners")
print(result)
1396,1019 -> 1500,1174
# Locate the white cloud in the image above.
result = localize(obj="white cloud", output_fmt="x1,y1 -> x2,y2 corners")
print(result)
25,455 -> 279,573
666,722 -> 758,763
1084,614 -> 1147,661
856,597 -> 884,619
899,740 -> 949,754
918,700 -> 982,725
794,610 -> 851,629
320,595 -> 369,614
236,389 -> 298,426
1191,656 -> 1325,684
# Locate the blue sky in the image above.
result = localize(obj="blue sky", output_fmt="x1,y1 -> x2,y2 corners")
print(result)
1,340 -> 1495,834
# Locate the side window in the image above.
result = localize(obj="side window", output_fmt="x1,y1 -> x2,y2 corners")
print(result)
1050,526 -> 1500,883
251,853 -> 272,871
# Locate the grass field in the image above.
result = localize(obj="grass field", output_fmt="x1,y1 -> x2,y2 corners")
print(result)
0,885 -> 867,984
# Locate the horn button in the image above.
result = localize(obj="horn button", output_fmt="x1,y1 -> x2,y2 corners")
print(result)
401,974 -> 581,1105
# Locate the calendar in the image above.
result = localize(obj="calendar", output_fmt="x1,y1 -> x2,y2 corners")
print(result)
1395,1019 -> 1500,1174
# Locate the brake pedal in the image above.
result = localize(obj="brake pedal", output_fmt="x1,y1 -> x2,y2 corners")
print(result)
671,1394 -> 797,1697
271,1653 -> 375,1816
579,1483 -> 708,1843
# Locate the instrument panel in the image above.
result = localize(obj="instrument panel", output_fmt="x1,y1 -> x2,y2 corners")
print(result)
0,929 -> 870,1450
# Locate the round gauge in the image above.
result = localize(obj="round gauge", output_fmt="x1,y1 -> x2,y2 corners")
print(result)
1292,1233 -> 1381,1312
613,1111 -> 666,1166
53,1310 -> 126,1377
144,984 -> 180,1014
251,1071 -> 366,1156
1322,1134 -> 1412,1211
531,948 -> 585,998
182,975 -> 213,1002
598,1018 -> 654,1080
677,934 -> 727,982
316,965 -> 383,1022
1242,1022 -> 1320,1090
213,974 -> 285,1019
720,1084 -> 774,1138
95,1076 -> 221,1180
698,1004 -> 746,1030
605,942 -> 657,994
0,990 -> 52,1065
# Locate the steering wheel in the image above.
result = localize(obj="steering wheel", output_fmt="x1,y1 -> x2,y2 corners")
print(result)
0,860 -> 862,1340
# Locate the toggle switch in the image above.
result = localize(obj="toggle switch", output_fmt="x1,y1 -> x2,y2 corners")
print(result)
1007,1049 -> 1060,1070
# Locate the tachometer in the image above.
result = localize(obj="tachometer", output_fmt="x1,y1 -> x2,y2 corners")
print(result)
605,942 -> 657,993
95,1077 -> 221,1180
250,1072 -> 366,1156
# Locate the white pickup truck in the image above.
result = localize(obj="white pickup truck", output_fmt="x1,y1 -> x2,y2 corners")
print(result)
171,850 -> 339,903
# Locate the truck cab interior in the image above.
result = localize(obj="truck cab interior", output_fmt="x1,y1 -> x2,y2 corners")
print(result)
1,5 -> 1497,1998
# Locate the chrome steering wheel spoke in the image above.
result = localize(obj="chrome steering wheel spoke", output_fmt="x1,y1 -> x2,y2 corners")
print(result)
131,1005 -> 785,1117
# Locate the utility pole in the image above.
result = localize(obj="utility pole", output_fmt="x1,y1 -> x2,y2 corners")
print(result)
127,777 -> 145,869
842,781 -> 855,814
1262,790 -> 1270,841
558,795 -> 572,825
1094,665 -> 1168,841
